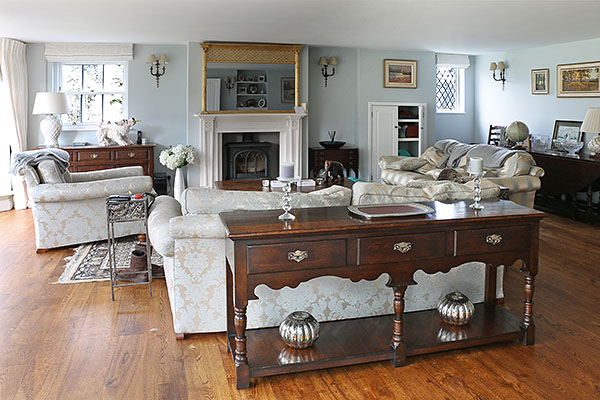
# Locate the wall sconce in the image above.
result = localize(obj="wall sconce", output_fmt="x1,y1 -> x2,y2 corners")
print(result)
319,56 -> 337,87
224,76 -> 236,94
147,54 -> 168,88
489,61 -> 506,90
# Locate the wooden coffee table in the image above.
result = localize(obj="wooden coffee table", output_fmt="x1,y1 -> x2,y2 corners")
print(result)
220,200 -> 545,389
214,178 -> 355,192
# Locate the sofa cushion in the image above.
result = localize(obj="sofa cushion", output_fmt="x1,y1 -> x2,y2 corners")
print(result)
415,147 -> 450,174
36,160 -> 66,184
500,152 -> 534,177
181,185 -> 352,215
148,196 -> 183,257
381,169 -> 434,186
379,156 -> 427,171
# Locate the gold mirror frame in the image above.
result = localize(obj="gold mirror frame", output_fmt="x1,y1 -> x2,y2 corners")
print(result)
201,42 -> 303,114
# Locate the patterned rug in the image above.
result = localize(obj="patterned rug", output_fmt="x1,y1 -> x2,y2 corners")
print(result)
56,236 -> 163,284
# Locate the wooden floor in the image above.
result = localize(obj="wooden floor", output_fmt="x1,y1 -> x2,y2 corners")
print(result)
0,209 -> 598,400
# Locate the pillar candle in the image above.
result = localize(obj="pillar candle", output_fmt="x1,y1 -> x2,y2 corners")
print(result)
280,162 -> 295,179
469,157 -> 483,175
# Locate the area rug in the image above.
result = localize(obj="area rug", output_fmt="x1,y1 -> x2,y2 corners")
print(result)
56,236 -> 163,284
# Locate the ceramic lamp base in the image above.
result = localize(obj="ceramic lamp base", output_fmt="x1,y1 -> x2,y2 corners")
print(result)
588,136 -> 600,155
40,115 -> 63,147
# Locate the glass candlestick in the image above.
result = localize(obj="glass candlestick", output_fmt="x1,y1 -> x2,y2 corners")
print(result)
278,177 -> 296,221
470,174 -> 484,210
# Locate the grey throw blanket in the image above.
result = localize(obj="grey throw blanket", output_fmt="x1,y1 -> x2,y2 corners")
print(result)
434,139 -> 527,168
434,139 -> 474,167
10,148 -> 70,175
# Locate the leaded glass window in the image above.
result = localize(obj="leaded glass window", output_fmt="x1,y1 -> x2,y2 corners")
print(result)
436,67 -> 458,112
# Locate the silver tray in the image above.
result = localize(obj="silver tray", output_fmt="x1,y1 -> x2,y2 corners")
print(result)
348,203 -> 434,219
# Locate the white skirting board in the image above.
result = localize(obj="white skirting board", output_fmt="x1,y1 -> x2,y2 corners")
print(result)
0,194 -> 14,212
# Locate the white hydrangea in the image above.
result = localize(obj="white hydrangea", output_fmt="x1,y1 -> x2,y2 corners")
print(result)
159,145 -> 198,170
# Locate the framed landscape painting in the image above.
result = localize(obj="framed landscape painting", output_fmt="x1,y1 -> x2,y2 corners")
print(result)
557,61 -> 600,97
384,59 -> 417,88
531,68 -> 549,94
281,77 -> 294,103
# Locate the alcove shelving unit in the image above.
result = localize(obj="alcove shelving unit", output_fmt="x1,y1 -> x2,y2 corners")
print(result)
236,69 -> 268,111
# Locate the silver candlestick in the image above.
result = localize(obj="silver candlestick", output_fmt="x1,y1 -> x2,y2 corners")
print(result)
470,173 -> 484,210
278,177 -> 296,221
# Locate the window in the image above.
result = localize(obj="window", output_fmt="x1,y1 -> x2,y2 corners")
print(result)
53,63 -> 127,127
436,66 -> 465,113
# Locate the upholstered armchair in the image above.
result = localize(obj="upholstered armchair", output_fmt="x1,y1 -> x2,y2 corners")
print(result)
19,161 -> 153,251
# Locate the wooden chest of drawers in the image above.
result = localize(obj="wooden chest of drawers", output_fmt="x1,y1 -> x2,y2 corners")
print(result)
62,145 -> 155,179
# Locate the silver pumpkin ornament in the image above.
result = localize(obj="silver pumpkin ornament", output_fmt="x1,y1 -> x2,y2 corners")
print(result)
437,291 -> 475,326
279,311 -> 320,349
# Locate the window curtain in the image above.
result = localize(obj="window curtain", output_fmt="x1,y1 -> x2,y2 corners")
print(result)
436,54 -> 471,69
45,43 -> 133,62
0,38 -> 28,210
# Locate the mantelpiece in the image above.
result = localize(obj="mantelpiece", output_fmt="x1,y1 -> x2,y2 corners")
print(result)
194,112 -> 306,187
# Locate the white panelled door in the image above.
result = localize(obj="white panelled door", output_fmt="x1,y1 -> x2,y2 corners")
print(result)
370,105 -> 398,181
206,78 -> 221,111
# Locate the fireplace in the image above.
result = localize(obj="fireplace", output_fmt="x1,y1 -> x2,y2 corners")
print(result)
225,134 -> 271,180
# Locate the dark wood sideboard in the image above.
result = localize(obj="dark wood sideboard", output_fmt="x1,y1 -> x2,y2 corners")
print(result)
221,200 -> 545,389
61,144 -> 155,180
309,147 -> 359,178
530,151 -> 600,222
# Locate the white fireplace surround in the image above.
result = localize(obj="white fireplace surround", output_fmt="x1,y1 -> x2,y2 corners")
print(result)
194,113 -> 306,187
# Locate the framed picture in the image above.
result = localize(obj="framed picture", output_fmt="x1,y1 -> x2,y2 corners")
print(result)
384,59 -> 417,88
531,68 -> 549,94
557,61 -> 600,97
281,77 -> 295,103
552,120 -> 582,147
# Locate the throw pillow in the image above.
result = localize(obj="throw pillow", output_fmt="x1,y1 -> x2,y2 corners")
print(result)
36,160 -> 66,184
415,147 -> 450,174
385,157 -> 428,171
437,168 -> 467,183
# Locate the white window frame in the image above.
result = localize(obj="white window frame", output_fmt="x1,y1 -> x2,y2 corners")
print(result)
435,67 -> 465,114
50,62 -> 129,131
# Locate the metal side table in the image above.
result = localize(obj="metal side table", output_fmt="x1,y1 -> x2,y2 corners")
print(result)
106,195 -> 152,300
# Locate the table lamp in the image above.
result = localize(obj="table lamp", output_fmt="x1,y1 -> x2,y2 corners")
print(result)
32,92 -> 69,147
582,107 -> 600,156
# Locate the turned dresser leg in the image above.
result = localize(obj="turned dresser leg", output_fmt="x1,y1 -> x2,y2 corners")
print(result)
521,273 -> 536,345
391,286 -> 408,367
234,306 -> 250,388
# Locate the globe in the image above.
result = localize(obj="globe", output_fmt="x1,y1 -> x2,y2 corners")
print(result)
506,121 -> 529,142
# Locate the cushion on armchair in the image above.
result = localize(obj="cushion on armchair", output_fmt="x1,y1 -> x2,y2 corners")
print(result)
36,160 -> 67,184
379,156 -> 427,171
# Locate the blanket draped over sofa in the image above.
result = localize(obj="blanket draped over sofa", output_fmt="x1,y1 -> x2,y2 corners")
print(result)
149,183 -> 504,336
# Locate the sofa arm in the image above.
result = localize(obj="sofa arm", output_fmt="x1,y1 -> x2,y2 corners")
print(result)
485,176 -> 541,194
30,176 -> 153,203
69,166 -> 144,182
529,166 -> 545,178
148,196 -> 182,257
169,214 -> 227,239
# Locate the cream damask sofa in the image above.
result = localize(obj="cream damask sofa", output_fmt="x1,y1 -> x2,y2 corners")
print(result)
20,162 -> 152,251
380,140 -> 545,208
148,183 -> 504,338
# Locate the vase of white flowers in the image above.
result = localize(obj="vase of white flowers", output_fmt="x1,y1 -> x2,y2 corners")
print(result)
159,144 -> 197,202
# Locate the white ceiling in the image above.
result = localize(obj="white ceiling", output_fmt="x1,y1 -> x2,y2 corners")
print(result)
3,0 -> 600,54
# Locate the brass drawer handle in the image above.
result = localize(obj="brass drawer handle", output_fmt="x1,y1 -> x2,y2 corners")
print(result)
128,152 -> 136,158
486,234 -> 502,246
393,242 -> 412,253
288,250 -> 308,263
90,153 -> 99,159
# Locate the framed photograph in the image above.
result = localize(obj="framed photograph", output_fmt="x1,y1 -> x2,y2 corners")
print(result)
238,86 -> 247,94
552,120 -> 582,147
531,68 -> 549,94
557,61 -> 600,97
384,59 -> 417,88
281,77 -> 295,103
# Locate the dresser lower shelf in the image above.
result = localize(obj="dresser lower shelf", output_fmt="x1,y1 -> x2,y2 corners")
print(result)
227,303 -> 523,378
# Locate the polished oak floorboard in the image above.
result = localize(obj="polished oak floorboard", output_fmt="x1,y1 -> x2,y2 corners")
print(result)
0,209 -> 598,399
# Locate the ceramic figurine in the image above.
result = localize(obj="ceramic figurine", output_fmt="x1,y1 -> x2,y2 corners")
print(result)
96,117 -> 139,146
317,160 -> 345,183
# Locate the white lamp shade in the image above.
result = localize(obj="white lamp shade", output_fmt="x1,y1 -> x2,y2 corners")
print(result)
32,92 -> 69,115
328,57 -> 338,66
497,61 -> 506,70
147,54 -> 157,63
581,107 -> 600,134
318,56 -> 328,66
158,54 -> 168,63
489,62 -> 497,71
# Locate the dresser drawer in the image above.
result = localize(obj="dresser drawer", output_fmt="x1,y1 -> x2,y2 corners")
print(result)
454,226 -> 531,256
358,232 -> 445,265
115,149 -> 149,161
73,149 -> 111,162
247,240 -> 347,274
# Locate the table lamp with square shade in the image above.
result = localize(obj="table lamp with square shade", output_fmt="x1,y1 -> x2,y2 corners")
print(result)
582,107 -> 600,156
32,92 -> 69,147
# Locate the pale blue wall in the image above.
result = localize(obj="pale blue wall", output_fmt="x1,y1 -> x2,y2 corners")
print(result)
474,37 -> 600,148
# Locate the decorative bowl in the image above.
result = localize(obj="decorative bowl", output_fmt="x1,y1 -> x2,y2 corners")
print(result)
559,140 -> 584,156
279,311 -> 320,349
319,140 -> 345,149
437,291 -> 475,326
